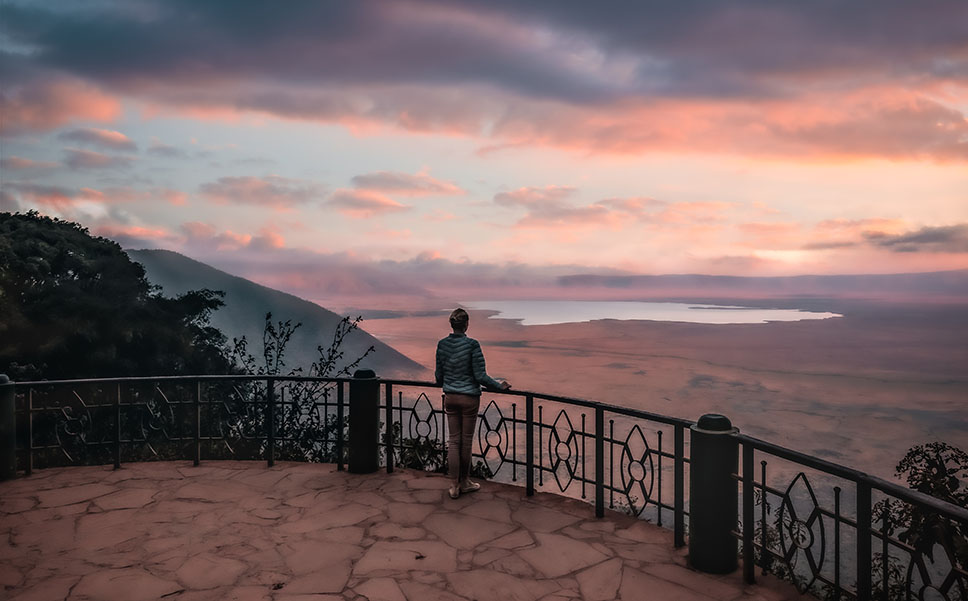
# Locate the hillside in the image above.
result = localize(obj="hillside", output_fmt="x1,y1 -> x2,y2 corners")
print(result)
127,249 -> 426,378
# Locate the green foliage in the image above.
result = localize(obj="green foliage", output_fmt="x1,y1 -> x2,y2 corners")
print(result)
230,312 -> 374,463
871,441 -> 968,600
386,420 -> 493,479
0,211 -> 233,379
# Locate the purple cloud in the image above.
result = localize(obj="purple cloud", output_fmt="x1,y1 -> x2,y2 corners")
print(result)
2,1 -> 966,160
0,156 -> 59,170
199,176 -> 324,210
351,171 -> 463,196
63,148 -> 134,169
58,127 -> 137,151
327,189 -> 411,218
866,224 -> 968,253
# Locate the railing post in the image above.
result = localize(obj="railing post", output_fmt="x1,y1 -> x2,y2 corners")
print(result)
674,423 -> 685,548
525,395 -> 534,497
348,369 -> 379,474
0,376 -> 15,480
26,387 -> 33,476
880,511 -> 889,600
194,380 -> 201,467
689,414 -> 739,574
834,486 -> 842,600
385,382 -> 393,473
742,441 -> 755,584
114,383 -> 121,469
266,378 -> 275,468
594,406 -> 604,518
856,481 -> 872,601
336,381 -> 344,471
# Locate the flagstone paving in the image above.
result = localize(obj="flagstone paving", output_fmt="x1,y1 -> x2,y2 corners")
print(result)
0,461 -> 808,601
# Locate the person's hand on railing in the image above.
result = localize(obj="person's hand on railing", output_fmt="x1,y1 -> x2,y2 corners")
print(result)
500,381 -> 511,390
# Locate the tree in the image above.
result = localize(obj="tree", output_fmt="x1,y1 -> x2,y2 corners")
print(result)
0,211 -> 233,379
875,442 -> 968,559
869,442 -> 967,600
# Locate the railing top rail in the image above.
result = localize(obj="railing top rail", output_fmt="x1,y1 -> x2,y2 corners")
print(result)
381,378 -> 695,428
9,375 -> 695,428
736,433 -> 968,522
8,374 -> 355,386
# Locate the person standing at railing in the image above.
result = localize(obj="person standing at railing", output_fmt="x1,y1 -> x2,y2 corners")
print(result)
435,307 -> 511,500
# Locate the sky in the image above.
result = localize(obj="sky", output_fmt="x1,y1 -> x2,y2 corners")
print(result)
2,0 -> 968,295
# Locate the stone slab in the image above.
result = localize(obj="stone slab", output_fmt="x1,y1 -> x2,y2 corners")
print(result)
354,541 -> 458,574
518,532 -> 610,578
72,568 -> 182,601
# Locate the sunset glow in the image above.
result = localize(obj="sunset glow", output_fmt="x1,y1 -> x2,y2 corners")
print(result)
2,1 -> 967,291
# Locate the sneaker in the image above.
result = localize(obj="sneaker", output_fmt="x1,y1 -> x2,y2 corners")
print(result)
459,480 -> 480,494
448,485 -> 460,499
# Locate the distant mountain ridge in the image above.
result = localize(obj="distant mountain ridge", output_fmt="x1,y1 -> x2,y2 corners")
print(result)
127,249 -> 425,377
557,269 -> 968,298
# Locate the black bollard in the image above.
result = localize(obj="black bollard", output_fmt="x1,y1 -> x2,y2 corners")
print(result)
689,413 -> 739,573
0,375 -> 14,481
348,369 -> 380,474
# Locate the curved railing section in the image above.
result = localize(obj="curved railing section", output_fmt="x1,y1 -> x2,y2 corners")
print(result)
2,375 -> 965,601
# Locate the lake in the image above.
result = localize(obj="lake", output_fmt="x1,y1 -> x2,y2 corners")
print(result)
461,300 -> 842,325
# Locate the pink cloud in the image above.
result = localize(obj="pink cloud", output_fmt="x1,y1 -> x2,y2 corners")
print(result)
494,188 -> 676,228
493,186 -> 577,209
6,4 -> 967,162
486,89 -> 968,162
736,222 -> 804,250
159,189 -> 188,206
648,201 -> 735,225
181,221 -> 218,239
1,183 -> 86,211
2,183 -> 190,213
0,78 -> 121,136
199,176 -> 323,210
327,189 -> 411,218
0,156 -> 59,170
181,221 -> 252,251
58,128 -> 137,151
63,148 -> 134,169
124,78 -> 968,163
425,209 -> 457,222
250,226 -> 286,250
597,197 -> 665,213
804,218 -> 911,250
177,221 -> 287,253
94,224 -> 174,243
350,171 -> 464,196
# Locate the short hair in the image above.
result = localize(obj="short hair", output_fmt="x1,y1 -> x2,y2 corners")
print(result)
449,308 -> 469,330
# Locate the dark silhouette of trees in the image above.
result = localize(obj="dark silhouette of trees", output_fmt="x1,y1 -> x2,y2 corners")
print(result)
0,211 -> 234,379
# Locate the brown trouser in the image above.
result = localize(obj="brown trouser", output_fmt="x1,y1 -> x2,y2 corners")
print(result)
443,393 -> 480,483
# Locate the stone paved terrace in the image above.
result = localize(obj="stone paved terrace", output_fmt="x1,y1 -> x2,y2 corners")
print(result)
0,461 -> 807,601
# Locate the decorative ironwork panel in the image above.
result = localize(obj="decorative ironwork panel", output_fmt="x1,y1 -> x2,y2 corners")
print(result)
547,409 -> 580,492
776,472 -> 826,593
406,392 -> 442,466
618,423 -> 654,517
477,399 -> 510,477
906,537 -> 967,601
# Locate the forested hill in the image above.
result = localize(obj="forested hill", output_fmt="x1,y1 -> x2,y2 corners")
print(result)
127,249 -> 425,378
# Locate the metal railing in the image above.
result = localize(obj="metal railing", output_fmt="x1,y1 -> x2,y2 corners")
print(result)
382,379 -> 689,547
1,374 -> 965,601
737,434 -> 968,601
